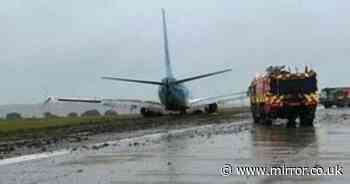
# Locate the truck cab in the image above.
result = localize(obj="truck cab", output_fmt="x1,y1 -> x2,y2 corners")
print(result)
320,88 -> 350,108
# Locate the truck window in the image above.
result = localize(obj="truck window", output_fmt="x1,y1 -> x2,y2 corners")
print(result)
270,76 -> 317,95
320,90 -> 327,98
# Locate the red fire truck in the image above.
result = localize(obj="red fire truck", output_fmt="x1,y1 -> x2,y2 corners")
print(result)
248,66 -> 318,126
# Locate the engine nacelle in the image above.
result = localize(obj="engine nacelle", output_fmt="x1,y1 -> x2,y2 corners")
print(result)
140,107 -> 164,117
204,103 -> 218,114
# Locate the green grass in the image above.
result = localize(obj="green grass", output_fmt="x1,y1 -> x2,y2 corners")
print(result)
0,107 -> 249,133
0,117 -> 107,133
0,107 -> 249,141
0,114 -> 142,139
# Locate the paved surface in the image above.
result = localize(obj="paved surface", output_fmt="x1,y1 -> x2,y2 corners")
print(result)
1,109 -> 350,184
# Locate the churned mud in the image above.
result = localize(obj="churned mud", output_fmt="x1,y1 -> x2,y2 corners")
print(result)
0,108 -> 249,159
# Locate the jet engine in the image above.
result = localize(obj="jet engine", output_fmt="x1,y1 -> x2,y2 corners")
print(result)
204,103 -> 218,113
140,107 -> 164,117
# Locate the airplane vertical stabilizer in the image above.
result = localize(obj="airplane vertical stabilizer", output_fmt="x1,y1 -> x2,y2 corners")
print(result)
161,9 -> 174,78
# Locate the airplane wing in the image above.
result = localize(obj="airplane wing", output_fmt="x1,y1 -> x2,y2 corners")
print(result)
45,97 -> 102,104
44,96 -> 164,111
189,91 -> 247,107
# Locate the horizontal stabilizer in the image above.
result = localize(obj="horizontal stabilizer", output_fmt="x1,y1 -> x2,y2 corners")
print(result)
174,69 -> 232,84
101,77 -> 163,85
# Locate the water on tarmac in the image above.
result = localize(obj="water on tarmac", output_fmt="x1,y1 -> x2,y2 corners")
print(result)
0,109 -> 350,184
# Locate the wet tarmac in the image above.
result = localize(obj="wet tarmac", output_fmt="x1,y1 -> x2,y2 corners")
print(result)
1,109 -> 350,184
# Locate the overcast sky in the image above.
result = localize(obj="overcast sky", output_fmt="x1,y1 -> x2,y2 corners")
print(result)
0,0 -> 349,105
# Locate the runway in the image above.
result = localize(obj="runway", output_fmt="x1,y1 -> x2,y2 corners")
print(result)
1,109 -> 349,184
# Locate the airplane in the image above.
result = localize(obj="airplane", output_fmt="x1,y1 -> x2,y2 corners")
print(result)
46,9 -> 245,117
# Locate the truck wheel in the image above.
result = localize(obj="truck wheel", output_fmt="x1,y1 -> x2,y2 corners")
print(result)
300,113 -> 315,127
324,103 -> 331,109
260,115 -> 272,125
252,111 -> 259,124
253,115 -> 259,124
336,104 -> 345,108
287,117 -> 297,127
264,118 -> 272,125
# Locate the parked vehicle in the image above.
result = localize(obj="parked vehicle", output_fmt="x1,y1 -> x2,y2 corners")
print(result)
320,87 -> 350,108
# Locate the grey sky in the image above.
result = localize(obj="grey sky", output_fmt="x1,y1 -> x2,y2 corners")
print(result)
0,0 -> 349,105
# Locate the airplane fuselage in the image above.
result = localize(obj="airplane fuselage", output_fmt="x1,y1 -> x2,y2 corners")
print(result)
158,77 -> 190,111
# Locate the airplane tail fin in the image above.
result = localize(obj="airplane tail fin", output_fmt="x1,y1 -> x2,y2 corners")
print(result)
162,8 -> 174,78
160,9 -> 231,84
100,9 -> 174,86
174,69 -> 232,84
101,10 -> 231,86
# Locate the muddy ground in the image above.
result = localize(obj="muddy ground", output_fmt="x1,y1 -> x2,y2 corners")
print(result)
0,108 -> 249,159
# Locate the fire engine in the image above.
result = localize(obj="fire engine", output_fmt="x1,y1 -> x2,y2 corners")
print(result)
248,66 -> 318,126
